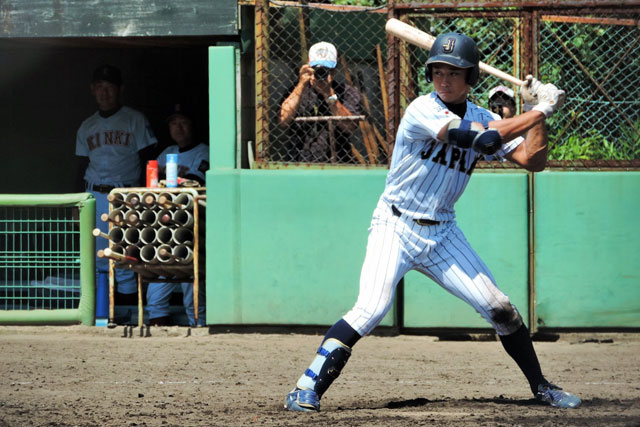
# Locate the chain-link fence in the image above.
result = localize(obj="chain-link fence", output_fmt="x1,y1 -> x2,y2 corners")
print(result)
540,14 -> 640,166
256,2 -> 389,166
254,1 -> 640,169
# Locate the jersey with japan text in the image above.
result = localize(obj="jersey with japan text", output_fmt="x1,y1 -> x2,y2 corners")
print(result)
381,91 -> 524,222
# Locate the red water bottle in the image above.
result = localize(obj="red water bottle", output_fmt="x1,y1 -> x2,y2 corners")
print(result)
146,160 -> 158,188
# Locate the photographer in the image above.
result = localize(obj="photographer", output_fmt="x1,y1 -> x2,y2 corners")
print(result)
279,41 -> 361,163
488,85 -> 516,119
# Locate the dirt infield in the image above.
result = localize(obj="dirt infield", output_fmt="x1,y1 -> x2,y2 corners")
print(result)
0,326 -> 639,426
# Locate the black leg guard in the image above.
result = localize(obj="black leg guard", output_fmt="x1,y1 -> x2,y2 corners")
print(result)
297,338 -> 352,398
315,344 -> 351,397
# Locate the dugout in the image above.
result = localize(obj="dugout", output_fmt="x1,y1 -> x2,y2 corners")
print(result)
0,0 -> 250,326
0,0 -> 253,195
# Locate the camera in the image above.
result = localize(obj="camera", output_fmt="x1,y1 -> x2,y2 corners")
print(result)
312,66 -> 330,81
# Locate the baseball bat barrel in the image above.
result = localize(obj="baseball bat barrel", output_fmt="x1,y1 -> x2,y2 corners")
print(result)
92,227 -> 125,244
172,209 -> 194,228
385,18 -> 525,86
172,244 -> 193,265
172,227 -> 194,246
157,244 -> 177,263
140,226 -> 158,245
125,192 -> 142,210
123,209 -> 140,227
158,209 -> 179,227
100,210 -> 124,226
107,193 -> 137,210
140,192 -> 158,209
102,247 -> 139,264
157,194 -> 181,209
174,193 -> 194,210
92,228 -> 110,240
157,192 -> 176,209
140,244 -> 159,264
106,191 -> 126,208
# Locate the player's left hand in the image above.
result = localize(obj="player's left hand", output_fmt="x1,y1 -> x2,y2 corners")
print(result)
520,75 -> 541,111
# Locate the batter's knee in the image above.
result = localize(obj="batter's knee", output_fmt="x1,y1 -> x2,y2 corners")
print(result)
489,304 -> 523,335
343,304 -> 391,336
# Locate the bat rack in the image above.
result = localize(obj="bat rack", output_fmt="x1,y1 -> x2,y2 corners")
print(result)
102,187 -> 206,329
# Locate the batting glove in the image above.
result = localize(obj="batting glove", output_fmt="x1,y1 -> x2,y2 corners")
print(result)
531,83 -> 566,117
520,75 -> 541,112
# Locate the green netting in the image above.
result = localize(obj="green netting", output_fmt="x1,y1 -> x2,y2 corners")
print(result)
0,194 -> 95,325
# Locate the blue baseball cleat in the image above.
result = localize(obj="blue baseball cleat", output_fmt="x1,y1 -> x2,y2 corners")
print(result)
284,388 -> 320,412
536,383 -> 581,408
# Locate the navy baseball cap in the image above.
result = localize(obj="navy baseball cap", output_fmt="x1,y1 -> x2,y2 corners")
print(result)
167,103 -> 193,122
92,64 -> 122,86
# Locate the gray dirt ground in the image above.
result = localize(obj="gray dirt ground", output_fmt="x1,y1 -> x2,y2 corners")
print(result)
0,326 -> 639,426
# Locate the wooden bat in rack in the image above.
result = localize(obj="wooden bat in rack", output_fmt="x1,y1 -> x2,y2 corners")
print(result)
385,18 -> 525,87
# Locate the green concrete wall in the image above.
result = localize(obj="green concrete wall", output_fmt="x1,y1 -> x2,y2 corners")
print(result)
206,46 -> 640,330
534,172 -> 640,328
206,169 -> 396,325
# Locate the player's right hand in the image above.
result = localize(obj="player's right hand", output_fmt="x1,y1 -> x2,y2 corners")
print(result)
532,83 -> 566,117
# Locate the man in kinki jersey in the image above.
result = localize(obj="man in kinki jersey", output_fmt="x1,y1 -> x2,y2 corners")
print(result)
284,32 -> 581,412
75,64 -> 157,305
146,103 -> 208,326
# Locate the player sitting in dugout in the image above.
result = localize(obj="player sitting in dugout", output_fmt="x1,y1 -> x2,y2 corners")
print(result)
146,103 -> 208,327
284,32 -> 581,413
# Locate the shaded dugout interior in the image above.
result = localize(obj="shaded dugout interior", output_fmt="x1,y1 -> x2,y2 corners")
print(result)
0,38 -> 213,194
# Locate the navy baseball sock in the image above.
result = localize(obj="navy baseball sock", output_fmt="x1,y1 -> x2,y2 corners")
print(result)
323,319 -> 362,348
499,324 -> 547,395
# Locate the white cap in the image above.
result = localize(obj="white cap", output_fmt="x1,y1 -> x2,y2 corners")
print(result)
489,85 -> 515,100
308,42 -> 338,68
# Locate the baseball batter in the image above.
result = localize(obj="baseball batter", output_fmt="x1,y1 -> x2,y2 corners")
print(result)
75,64 -> 157,301
285,33 -> 581,411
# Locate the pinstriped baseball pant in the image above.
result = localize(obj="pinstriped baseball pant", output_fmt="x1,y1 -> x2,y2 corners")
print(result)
342,201 -> 522,337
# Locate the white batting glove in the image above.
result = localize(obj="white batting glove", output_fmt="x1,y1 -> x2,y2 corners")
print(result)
531,83 -> 566,117
520,75 -> 541,112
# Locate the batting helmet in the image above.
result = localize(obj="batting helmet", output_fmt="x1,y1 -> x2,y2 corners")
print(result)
425,33 -> 480,86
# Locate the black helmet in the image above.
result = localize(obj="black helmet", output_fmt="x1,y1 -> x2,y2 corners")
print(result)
425,33 -> 480,86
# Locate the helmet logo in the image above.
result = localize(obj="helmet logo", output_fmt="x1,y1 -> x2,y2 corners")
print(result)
442,37 -> 456,53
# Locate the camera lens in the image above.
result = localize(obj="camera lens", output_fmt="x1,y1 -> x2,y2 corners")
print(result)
313,66 -> 329,80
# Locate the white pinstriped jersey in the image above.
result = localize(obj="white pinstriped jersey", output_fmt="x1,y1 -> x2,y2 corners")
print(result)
380,91 -> 524,222
76,106 -> 157,185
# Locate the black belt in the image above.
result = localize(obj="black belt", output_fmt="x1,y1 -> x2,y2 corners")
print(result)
88,183 -> 134,193
391,204 -> 441,226
413,218 -> 441,226
91,184 -> 116,193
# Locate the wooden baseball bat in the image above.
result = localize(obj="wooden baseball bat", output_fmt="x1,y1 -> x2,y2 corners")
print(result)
385,18 -> 525,86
